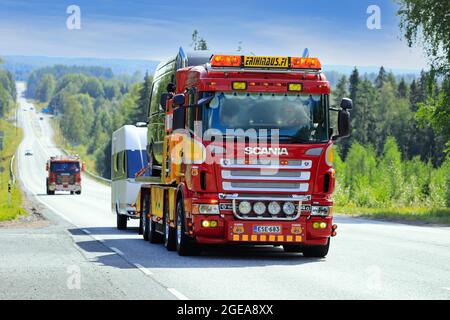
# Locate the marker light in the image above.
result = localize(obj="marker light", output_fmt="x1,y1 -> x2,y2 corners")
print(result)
325,144 -> 334,167
268,202 -> 281,216
283,202 -> 296,216
288,83 -> 303,92
253,202 -> 266,216
290,57 -> 322,69
232,82 -> 247,90
211,55 -> 242,67
238,201 -> 252,215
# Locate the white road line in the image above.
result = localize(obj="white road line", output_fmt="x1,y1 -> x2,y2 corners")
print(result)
93,236 -> 105,243
442,287 -> 450,291
110,247 -> 124,256
134,263 -> 153,276
167,288 -> 189,300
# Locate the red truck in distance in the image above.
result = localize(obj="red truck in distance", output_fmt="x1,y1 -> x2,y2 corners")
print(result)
46,155 -> 85,195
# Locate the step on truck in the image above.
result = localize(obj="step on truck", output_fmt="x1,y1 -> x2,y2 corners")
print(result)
46,155 -> 84,195
115,48 -> 352,257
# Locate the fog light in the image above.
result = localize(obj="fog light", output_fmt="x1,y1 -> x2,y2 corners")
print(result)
268,202 -> 281,215
283,202 -> 296,216
313,222 -> 320,229
253,202 -> 266,215
238,201 -> 252,215
210,220 -> 218,228
320,222 -> 327,229
202,220 -> 211,228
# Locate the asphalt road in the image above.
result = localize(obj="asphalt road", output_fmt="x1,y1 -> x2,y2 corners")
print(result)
1,82 -> 449,300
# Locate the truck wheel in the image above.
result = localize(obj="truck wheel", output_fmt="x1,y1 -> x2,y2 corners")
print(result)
142,195 -> 150,241
148,215 -> 162,244
117,214 -> 128,230
283,245 -> 303,253
164,207 -> 176,251
302,239 -> 330,258
70,191 -> 74,195
138,213 -> 143,235
76,190 -> 81,195
176,201 -> 199,256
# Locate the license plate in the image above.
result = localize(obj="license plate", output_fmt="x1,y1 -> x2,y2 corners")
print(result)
244,56 -> 289,69
253,225 -> 281,234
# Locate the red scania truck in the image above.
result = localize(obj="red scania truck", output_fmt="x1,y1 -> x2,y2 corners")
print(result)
115,48 -> 352,257
46,155 -> 84,195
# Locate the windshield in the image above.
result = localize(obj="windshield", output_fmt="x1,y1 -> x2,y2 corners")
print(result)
51,162 -> 80,174
204,92 -> 329,143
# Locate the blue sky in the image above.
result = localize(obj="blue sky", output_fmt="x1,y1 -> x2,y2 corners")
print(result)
0,0 -> 428,69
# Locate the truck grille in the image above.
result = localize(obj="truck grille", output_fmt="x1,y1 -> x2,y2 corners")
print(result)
56,174 -> 75,184
220,159 -> 312,193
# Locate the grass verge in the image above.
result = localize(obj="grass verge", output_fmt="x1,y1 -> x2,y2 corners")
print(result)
335,206 -> 450,225
0,118 -> 25,221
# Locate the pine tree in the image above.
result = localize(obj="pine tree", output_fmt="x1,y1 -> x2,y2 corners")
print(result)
397,78 -> 408,98
375,66 -> 387,88
131,72 -> 152,123
349,68 -> 360,104
333,75 -> 348,104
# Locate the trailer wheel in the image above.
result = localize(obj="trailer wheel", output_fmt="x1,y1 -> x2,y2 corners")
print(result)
176,201 -> 199,256
70,191 -> 74,195
164,207 -> 176,251
142,194 -> 150,240
76,190 -> 81,195
302,239 -> 330,258
283,245 -> 303,253
117,213 -> 128,230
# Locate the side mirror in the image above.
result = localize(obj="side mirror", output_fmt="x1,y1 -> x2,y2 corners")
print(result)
81,163 -> 86,172
333,109 -> 351,140
340,98 -> 353,110
173,94 -> 185,107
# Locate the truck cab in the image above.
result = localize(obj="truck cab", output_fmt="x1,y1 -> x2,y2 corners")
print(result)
128,49 -> 352,257
46,155 -> 84,195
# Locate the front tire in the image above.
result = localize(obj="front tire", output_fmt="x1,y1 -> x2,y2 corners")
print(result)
302,239 -> 330,258
176,200 -> 199,256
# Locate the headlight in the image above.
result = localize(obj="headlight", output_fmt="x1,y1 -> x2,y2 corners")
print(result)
268,202 -> 281,215
238,201 -> 252,215
311,206 -> 330,216
283,202 -> 296,216
198,204 -> 220,214
253,202 -> 266,215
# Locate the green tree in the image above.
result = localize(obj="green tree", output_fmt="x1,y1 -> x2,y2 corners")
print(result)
397,0 -> 450,74
81,77 -> 105,99
349,68 -> 360,104
397,78 -> 408,98
375,66 -> 387,88
60,96 -> 84,145
35,74 -> 55,102
130,72 -> 151,123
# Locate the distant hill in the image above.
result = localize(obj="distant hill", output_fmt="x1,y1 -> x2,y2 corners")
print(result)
1,55 -> 160,80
